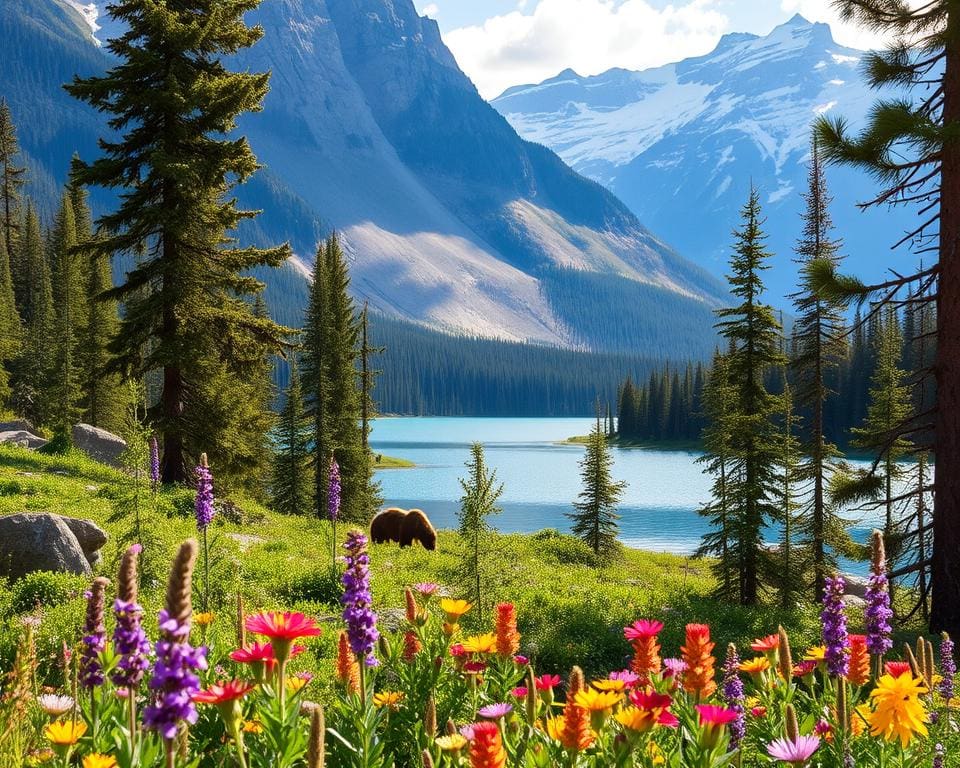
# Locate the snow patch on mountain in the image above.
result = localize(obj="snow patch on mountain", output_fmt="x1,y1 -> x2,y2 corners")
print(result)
62,0 -> 101,45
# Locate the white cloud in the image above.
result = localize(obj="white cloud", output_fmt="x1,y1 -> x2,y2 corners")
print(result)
780,0 -> 925,50
420,2 -> 440,17
445,0 -> 729,99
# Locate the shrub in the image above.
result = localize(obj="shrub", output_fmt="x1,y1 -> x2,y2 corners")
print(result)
9,571 -> 87,616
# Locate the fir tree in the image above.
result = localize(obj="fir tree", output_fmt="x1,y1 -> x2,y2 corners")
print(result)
48,190 -> 82,431
272,357 -> 311,516
66,0 -> 291,483
0,237 -> 19,403
791,137 -> 850,599
697,350 -> 739,598
813,0 -> 959,633
773,379 -> 805,608
0,99 -> 25,268
457,442 -> 504,618
714,188 -> 784,605
568,408 -> 626,557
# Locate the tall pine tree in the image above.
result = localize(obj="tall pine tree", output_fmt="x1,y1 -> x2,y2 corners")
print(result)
0,100 -> 25,270
66,0 -> 291,482
568,407 -> 626,557
458,442 -> 504,618
48,190 -> 83,431
714,188 -> 784,605
272,356 -> 311,516
791,137 -> 850,599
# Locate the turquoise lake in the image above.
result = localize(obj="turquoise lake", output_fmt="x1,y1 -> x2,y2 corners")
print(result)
369,417 -> 886,566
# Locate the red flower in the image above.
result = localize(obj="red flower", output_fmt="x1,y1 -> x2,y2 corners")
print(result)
535,674 -> 562,691
884,661 -> 913,678
193,680 -> 255,705
468,720 -> 507,768
750,634 -> 780,653
450,643 -> 466,657
696,704 -> 738,726
494,603 -> 520,658
846,635 -> 871,687
244,611 -> 321,642
682,624 -> 717,699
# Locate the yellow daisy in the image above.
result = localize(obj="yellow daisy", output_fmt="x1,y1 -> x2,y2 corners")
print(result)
372,691 -> 404,709
867,673 -> 928,747
45,720 -> 87,746
461,633 -> 497,654
193,612 -> 215,627
739,657 -> 771,677
592,678 -> 627,693
574,688 -> 622,712
83,756 -> 118,768
439,599 -> 472,623
435,734 -> 468,752
803,646 -> 827,662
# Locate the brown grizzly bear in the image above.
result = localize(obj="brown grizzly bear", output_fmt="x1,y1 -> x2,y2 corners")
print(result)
370,507 -> 437,551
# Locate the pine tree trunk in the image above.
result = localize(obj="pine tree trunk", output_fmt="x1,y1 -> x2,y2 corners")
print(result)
931,15 -> 960,635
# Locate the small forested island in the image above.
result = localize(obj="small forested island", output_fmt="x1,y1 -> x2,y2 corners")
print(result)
0,1 -> 958,767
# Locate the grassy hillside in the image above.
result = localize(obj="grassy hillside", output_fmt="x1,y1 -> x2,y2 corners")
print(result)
0,444 -> 822,697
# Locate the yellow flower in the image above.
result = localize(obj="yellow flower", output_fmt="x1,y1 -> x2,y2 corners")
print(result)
461,633 -> 497,654
592,678 -> 627,693
435,734 -> 468,752
744,696 -> 760,710
439,599 -> 472,622
45,720 -> 87,746
803,646 -> 826,662
739,657 -> 771,677
545,716 -> 566,741
574,688 -> 622,712
867,673 -> 928,747
286,677 -> 308,694
614,706 -> 659,732
372,691 -> 404,709
83,756 -> 118,768
850,703 -> 872,738
193,612 -> 215,627
242,720 -> 264,734
647,741 -> 666,766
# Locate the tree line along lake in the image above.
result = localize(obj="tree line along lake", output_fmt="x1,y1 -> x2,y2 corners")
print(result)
370,417 -> 891,573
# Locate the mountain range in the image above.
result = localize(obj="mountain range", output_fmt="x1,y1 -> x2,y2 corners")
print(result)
493,14 -> 918,302
0,0 -> 728,358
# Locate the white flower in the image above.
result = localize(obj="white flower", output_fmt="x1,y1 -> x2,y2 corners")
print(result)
37,693 -> 74,717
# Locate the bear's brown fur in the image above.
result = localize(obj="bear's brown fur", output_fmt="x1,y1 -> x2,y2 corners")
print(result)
370,507 -> 437,551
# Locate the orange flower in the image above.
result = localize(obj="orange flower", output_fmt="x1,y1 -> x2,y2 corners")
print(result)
495,603 -> 520,658
402,630 -> 422,662
750,634 -> 779,653
846,635 -> 871,687
738,657 -> 771,680
559,667 -> 595,751
625,619 -> 663,683
335,631 -> 361,694
681,624 -> 717,699
468,721 -> 507,768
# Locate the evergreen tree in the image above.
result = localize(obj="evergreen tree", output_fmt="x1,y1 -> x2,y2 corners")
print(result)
11,204 -> 55,425
75,179 -> 124,433
772,379 -> 805,608
0,237 -> 19,403
568,408 -> 626,557
66,0 -> 291,483
791,137 -> 850,599
814,0 -> 959,632
48,191 -> 82,431
0,99 -> 25,270
714,188 -> 784,605
851,309 -> 913,571
457,442 -> 504,618
697,350 -> 739,599
272,357 -> 311,516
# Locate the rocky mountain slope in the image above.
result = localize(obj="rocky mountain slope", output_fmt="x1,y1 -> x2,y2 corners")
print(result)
493,15 -> 917,301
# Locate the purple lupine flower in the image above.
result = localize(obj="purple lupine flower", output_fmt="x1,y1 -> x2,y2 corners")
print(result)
143,609 -> 208,740
149,437 -> 160,488
939,633 -> 955,701
194,459 -> 214,530
865,531 -> 893,657
111,597 -> 151,689
721,644 -> 746,750
933,743 -> 945,768
328,457 -> 341,521
79,578 -> 109,689
821,575 -> 849,678
341,530 -> 379,667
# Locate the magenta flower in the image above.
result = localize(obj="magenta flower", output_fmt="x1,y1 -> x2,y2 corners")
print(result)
194,462 -> 214,530
610,669 -> 640,687
663,658 -> 688,679
328,457 -> 341,521
413,582 -> 439,597
149,437 -> 160,487
478,702 -> 513,720
767,735 -> 821,765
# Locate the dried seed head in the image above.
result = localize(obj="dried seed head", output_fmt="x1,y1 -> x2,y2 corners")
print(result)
785,704 -> 800,742
165,540 -> 198,627
117,545 -> 141,604
307,705 -> 325,768
777,626 -> 793,680
424,695 -> 436,738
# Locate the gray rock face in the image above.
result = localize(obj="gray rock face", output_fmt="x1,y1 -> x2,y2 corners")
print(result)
0,430 -> 49,450
842,574 -> 871,599
0,419 -> 36,433
58,517 -> 108,566
0,513 -> 93,580
71,423 -> 127,466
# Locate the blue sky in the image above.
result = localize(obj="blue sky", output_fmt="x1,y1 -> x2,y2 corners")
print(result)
419,1 -> 891,98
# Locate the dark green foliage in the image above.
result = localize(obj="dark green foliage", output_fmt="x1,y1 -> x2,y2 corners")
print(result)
0,237 -> 19,403
790,139 -> 851,599
10,571 -> 87,616
48,190 -> 82,430
272,358 -> 311,516
0,99 -> 25,270
568,410 -> 626,557
66,0 -> 291,483
712,188 -> 784,605
616,361 -> 706,443
457,442 -> 504,618
771,379 -> 806,608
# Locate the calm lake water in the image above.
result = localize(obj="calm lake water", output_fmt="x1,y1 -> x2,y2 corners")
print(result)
370,417 -> 887,569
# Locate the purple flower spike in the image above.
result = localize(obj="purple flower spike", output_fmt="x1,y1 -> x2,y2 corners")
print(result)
721,644 -> 745,749
341,530 -> 379,667
940,634 -> 955,701
143,610 -> 208,740
79,578 -> 109,689
821,575 -> 849,678
149,437 -> 160,487
328,458 -> 341,521
194,460 -> 214,530
865,533 -> 893,657
111,597 -> 151,689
